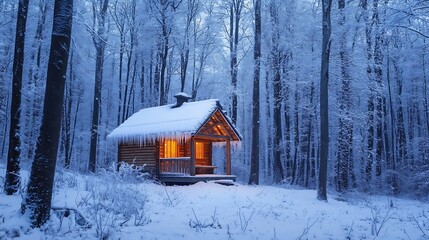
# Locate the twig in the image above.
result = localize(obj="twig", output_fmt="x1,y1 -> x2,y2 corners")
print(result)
411,214 -> 429,238
298,218 -> 319,240
239,208 -> 254,232
119,217 -> 131,227
164,186 -> 173,206
371,207 -> 393,236
346,221 -> 354,240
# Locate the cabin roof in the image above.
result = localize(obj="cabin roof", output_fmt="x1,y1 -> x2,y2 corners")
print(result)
108,99 -> 241,144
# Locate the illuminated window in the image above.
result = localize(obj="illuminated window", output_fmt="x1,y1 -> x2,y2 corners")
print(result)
196,142 -> 204,159
164,140 -> 178,158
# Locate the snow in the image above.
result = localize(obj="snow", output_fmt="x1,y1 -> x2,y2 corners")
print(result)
174,92 -> 192,98
108,99 -> 221,144
1,165 -> 429,239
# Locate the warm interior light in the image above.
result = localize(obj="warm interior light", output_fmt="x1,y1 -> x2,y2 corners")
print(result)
196,141 -> 204,159
164,139 -> 177,158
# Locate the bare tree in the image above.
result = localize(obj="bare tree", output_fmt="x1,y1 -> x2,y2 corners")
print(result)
317,0 -> 332,201
249,0 -> 261,185
230,0 -> 243,125
4,0 -> 29,195
88,0 -> 109,173
191,1 -> 216,99
178,0 -> 199,92
22,0 -> 49,164
111,0 -> 129,125
149,0 -> 182,105
335,0 -> 354,192
22,0 -> 73,227
269,0 -> 285,183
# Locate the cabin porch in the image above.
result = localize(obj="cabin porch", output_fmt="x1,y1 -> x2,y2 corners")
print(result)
159,157 -> 236,184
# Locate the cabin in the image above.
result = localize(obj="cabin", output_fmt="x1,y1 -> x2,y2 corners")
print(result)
107,93 -> 242,184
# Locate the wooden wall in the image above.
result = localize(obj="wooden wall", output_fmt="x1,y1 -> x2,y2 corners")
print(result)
118,138 -> 214,176
118,143 -> 158,175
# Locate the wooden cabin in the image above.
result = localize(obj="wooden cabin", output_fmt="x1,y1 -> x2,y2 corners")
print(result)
107,93 -> 242,184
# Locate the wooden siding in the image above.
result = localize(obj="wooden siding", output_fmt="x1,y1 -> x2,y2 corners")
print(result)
118,143 -> 157,175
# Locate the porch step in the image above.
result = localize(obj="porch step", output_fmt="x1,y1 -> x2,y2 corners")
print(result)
158,174 -> 236,185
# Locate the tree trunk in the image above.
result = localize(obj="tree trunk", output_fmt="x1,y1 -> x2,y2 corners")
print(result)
4,0 -> 29,195
373,0 -> 383,178
335,0 -> 354,192
385,56 -> 399,194
249,0 -> 261,185
117,32 -> 125,125
270,1 -> 285,183
22,0 -> 73,227
229,0 -> 242,125
362,0 -> 375,186
423,40 -> 429,138
159,6 -> 169,106
23,0 -> 48,164
317,0 -> 332,201
88,0 -> 109,173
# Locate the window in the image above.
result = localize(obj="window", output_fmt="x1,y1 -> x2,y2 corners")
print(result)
164,140 -> 178,158
196,141 -> 204,159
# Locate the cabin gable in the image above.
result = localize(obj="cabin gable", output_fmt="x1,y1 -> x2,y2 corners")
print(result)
196,109 -> 241,141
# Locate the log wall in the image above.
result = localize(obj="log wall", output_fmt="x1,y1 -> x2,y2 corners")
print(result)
118,143 -> 158,175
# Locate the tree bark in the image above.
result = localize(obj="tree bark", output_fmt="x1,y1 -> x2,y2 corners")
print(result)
229,0 -> 242,125
88,0 -> 109,173
317,0 -> 332,201
335,0 -> 354,192
23,0 -> 73,227
249,0 -> 261,185
373,0 -> 383,178
270,1 -> 285,183
4,0 -> 29,195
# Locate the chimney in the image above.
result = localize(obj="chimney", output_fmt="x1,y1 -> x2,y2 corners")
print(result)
172,92 -> 192,108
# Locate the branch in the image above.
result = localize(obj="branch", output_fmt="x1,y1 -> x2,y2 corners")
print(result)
396,25 -> 429,38
411,214 -> 429,238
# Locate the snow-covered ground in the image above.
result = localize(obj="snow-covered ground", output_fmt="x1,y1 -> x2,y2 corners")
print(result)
1,165 -> 428,240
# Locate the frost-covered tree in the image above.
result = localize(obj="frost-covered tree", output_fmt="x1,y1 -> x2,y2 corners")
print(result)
88,0 -> 109,173
22,0 -> 73,227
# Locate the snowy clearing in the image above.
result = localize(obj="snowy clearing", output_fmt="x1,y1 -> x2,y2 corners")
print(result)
0,166 -> 428,240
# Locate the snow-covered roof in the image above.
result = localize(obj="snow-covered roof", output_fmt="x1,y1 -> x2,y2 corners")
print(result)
108,99 -> 240,144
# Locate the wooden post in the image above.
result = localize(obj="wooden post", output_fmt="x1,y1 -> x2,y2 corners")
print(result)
226,139 -> 231,175
117,144 -> 121,171
190,137 -> 196,176
155,140 -> 160,177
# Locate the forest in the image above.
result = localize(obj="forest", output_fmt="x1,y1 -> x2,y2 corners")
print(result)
1,0 -> 429,231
